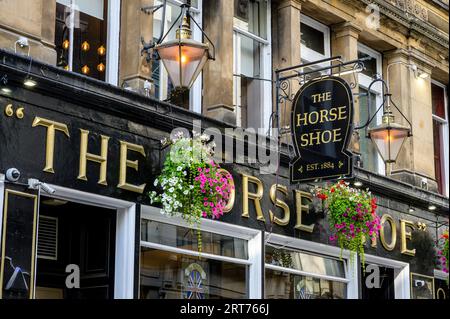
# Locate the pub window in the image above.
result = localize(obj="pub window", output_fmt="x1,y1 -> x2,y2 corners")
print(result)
300,14 -> 330,67
265,244 -> 349,299
357,43 -> 385,175
233,0 -> 272,131
55,0 -> 120,84
140,217 -> 254,299
431,80 -> 449,196
151,0 -> 203,113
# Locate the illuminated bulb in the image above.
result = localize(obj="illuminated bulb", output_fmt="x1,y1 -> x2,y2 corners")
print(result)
24,78 -> 37,87
354,181 -> 363,187
419,72 -> 429,79
1,87 -> 12,94
81,65 -> 90,75
428,205 -> 437,211
97,45 -> 106,56
64,65 -> 70,71
180,54 -> 188,64
408,207 -> 415,213
81,41 -> 90,52
97,62 -> 105,73
62,39 -> 70,50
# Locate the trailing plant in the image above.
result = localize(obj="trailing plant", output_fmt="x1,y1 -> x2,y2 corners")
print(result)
437,231 -> 449,274
149,132 -> 234,252
315,180 -> 381,267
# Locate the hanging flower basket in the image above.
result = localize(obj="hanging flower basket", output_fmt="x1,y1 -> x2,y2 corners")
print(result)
437,231 -> 449,274
149,132 -> 234,252
315,180 -> 381,267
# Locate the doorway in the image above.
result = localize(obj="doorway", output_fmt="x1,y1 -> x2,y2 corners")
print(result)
362,265 -> 396,299
35,197 -> 116,299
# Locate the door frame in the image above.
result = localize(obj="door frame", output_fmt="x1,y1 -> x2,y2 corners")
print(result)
365,254 -> 411,299
35,184 -> 136,299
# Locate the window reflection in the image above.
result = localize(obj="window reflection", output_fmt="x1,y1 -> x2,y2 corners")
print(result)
140,248 -> 248,299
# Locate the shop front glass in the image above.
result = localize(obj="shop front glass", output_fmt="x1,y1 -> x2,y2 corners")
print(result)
140,220 -> 249,299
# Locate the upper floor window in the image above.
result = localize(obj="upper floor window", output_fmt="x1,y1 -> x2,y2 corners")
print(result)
233,0 -> 272,130
431,81 -> 449,196
55,0 -> 120,85
300,14 -> 330,67
357,43 -> 384,175
151,0 -> 203,113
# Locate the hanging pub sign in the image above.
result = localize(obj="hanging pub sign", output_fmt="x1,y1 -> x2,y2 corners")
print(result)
290,76 -> 354,183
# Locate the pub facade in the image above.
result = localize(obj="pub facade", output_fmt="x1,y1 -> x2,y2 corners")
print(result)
0,0 -> 449,300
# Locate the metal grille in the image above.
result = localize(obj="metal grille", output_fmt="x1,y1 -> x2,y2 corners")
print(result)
37,216 -> 58,260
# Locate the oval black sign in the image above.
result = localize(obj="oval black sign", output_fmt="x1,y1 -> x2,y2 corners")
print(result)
290,77 -> 354,183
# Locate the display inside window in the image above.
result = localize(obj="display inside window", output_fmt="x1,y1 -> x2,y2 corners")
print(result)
411,273 -> 435,299
301,22 -> 325,55
55,0 -> 108,81
265,245 -> 347,299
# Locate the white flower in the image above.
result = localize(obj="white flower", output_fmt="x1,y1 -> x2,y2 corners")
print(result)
153,179 -> 158,186
168,187 -> 174,193
183,190 -> 189,195
177,166 -> 183,171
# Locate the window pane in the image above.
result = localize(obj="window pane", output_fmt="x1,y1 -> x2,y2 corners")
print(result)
141,220 -> 249,260
433,119 -> 444,194
358,51 -> 378,78
359,87 -> 380,172
432,83 -> 446,119
265,269 -> 347,299
301,22 -> 325,55
234,0 -> 267,39
140,247 -> 248,299
55,1 -> 108,81
265,245 -> 346,278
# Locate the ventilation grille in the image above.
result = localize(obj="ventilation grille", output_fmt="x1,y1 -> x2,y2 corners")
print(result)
37,216 -> 58,260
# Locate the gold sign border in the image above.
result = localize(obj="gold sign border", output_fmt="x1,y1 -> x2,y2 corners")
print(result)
0,189 -> 38,299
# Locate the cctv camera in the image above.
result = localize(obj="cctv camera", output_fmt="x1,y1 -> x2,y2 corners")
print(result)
40,183 -> 56,195
414,280 -> 425,287
5,168 -> 21,182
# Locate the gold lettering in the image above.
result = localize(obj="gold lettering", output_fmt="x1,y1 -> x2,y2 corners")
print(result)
333,128 -> 342,143
380,214 -> 397,251
269,184 -> 290,226
329,108 -> 338,121
312,92 -> 331,103
118,141 -> 147,194
218,168 -> 235,213
242,173 -> 265,222
296,113 -> 308,127
294,190 -> 314,232
78,129 -> 109,186
400,219 -> 416,256
337,106 -> 347,120
32,117 -> 70,173
319,109 -> 329,123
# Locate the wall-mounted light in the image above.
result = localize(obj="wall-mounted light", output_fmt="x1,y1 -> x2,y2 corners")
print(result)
97,63 -> 105,73
0,74 -> 12,94
81,65 -> 90,75
81,41 -> 90,52
428,204 -> 437,211
97,45 -> 106,56
62,39 -> 70,50
24,77 -> 37,88
408,207 -> 415,213
354,181 -> 363,187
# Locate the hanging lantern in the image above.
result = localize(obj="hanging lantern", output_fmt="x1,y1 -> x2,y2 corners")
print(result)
154,15 -> 210,89
81,65 -> 90,75
81,41 -> 90,52
97,45 -> 106,56
368,111 -> 411,163
97,62 -> 106,73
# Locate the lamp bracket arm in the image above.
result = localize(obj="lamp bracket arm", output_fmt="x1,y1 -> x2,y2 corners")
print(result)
141,0 -> 167,62
355,96 -> 386,131
389,98 -> 414,136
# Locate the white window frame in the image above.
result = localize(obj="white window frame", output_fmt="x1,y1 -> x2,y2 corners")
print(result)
233,0 -> 272,131
154,0 -> 203,113
300,14 -> 331,68
264,233 -> 359,299
431,80 -> 449,197
358,43 -> 385,175
364,254 -> 411,299
140,205 -> 263,299
61,0 -> 121,86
